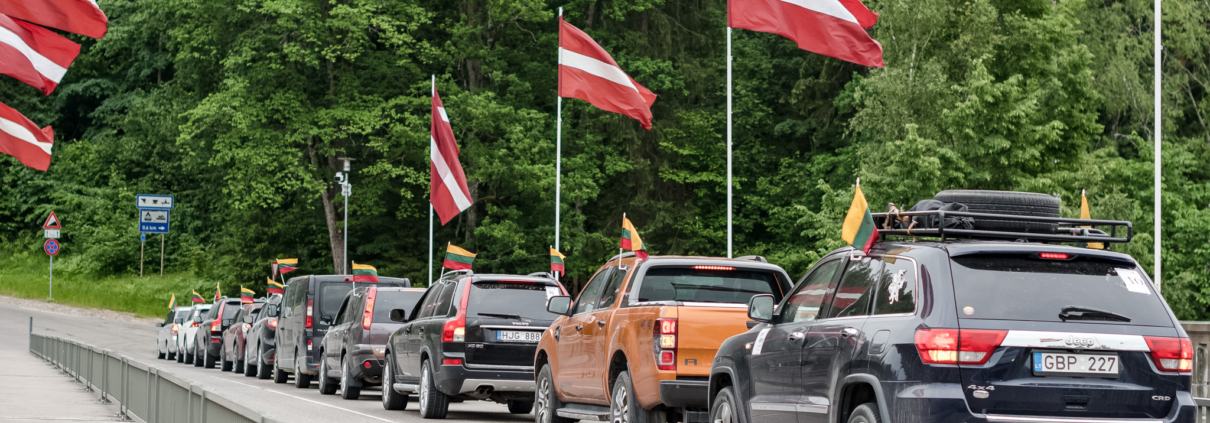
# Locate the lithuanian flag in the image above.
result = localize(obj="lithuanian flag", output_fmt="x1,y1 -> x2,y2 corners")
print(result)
266,278 -> 284,294
443,244 -> 476,270
168,294 -> 176,310
191,291 -> 205,303
278,258 -> 298,275
621,216 -> 649,259
550,248 -> 566,274
240,286 -> 255,304
841,183 -> 880,254
1079,189 -> 1105,250
352,263 -> 379,283
214,282 -> 222,302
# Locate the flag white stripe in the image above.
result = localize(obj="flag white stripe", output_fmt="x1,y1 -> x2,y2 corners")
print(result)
559,48 -> 638,93
0,25 -> 67,82
0,117 -> 51,154
431,136 -> 471,211
778,0 -> 859,24
438,107 -> 449,123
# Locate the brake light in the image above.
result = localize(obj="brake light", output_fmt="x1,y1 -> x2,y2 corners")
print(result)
171,324 -> 180,334
307,339 -> 313,351
210,319 -> 221,333
654,318 -> 678,371
1038,252 -> 1070,260
362,286 -> 378,330
267,318 -> 278,329
442,282 -> 471,343
364,361 -> 372,369
1145,337 -> 1193,373
442,358 -> 463,366
915,328 -> 1007,365
692,265 -> 735,271
190,322 -> 198,328
305,299 -> 314,328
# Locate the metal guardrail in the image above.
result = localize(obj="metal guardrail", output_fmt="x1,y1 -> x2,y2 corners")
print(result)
27,319 -> 280,423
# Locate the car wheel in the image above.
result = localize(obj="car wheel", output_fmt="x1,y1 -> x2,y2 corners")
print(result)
178,346 -> 186,363
294,351 -> 313,388
847,403 -> 882,423
158,348 -> 166,360
192,344 -> 202,367
341,355 -> 361,400
535,364 -> 573,423
272,357 -> 288,384
204,347 -> 217,369
508,400 -> 534,414
220,348 -> 231,372
611,371 -> 662,423
259,345 -> 274,380
381,355 -> 408,410
167,351 -> 175,361
710,386 -> 740,423
418,360 -> 449,419
318,355 -> 337,395
243,348 -> 256,377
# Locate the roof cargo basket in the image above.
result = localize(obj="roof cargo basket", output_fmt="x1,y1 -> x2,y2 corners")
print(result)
872,210 -> 1132,246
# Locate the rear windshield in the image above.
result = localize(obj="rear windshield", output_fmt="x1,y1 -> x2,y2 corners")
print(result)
174,309 -> 191,319
467,282 -> 562,321
951,255 -> 1173,327
636,267 -> 780,304
222,302 -> 242,319
373,290 -> 425,322
320,283 -> 355,318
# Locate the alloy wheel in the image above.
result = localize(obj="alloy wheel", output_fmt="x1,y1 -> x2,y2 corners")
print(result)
536,376 -> 552,422
419,365 -> 429,411
381,359 -> 391,407
713,401 -> 733,423
611,384 -> 629,423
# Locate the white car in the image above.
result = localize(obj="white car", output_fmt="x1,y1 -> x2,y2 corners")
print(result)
156,307 -> 191,360
175,304 -> 211,364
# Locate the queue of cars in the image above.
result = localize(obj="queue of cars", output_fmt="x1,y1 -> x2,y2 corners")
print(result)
151,190 -> 1196,423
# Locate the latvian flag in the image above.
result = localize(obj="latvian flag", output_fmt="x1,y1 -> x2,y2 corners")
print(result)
270,260 -> 278,279
550,248 -> 566,274
240,287 -> 255,304
0,0 -> 109,39
729,0 -> 884,67
431,89 -> 473,225
0,100 -> 53,171
352,263 -> 379,283
0,14 -> 81,95
191,291 -> 205,303
443,244 -> 476,271
277,258 -> 298,275
266,278 -> 284,294
841,182 -> 880,254
621,216 -> 649,260
559,18 -> 657,129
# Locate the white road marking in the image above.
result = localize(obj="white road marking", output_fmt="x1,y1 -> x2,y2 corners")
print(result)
261,387 -> 394,423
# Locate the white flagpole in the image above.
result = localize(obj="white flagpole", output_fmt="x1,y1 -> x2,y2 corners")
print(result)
1153,0 -> 1162,292
726,26 -> 734,259
429,74 -> 436,288
555,7 -> 564,252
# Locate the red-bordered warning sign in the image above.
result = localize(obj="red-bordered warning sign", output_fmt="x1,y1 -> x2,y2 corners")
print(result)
42,211 -> 61,229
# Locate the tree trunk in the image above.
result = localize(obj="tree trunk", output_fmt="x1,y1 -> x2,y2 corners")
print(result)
310,141 -> 344,274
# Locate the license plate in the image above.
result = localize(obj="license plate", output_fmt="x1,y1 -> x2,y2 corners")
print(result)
497,330 -> 542,343
1033,352 -> 1119,376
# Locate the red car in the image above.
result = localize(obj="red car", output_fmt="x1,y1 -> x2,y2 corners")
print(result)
220,301 -> 265,372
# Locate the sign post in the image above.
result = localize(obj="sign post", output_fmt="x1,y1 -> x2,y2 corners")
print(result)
140,233 -> 146,277
136,195 -> 173,277
42,212 -> 61,301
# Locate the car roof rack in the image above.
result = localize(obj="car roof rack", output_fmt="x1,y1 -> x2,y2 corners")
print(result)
735,255 -> 768,263
439,269 -> 473,280
871,210 -> 1133,246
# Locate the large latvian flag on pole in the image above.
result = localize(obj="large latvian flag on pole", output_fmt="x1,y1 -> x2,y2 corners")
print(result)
443,244 -> 476,271
352,263 -> 379,283
550,248 -> 566,274
191,291 -> 205,303
240,287 -> 255,304
266,278 -> 284,294
621,216 -> 650,259
841,180 -> 880,254
0,14 -> 81,95
277,258 -> 298,275
559,18 -> 657,129
431,89 -> 473,224
729,0 -> 884,67
0,101 -> 54,171
0,0 -> 109,39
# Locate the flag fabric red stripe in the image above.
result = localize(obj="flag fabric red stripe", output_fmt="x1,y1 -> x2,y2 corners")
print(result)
0,15 -> 81,95
729,0 -> 884,68
837,0 -> 878,29
431,91 -> 473,225
559,19 -> 657,130
443,259 -> 473,271
0,0 -> 108,39
0,101 -> 53,171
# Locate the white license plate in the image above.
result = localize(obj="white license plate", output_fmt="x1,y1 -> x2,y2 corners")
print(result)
496,330 -> 542,343
1033,352 -> 1119,375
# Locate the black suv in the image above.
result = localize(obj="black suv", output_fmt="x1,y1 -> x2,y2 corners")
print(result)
383,272 -> 566,418
709,191 -> 1194,423
274,275 -> 411,388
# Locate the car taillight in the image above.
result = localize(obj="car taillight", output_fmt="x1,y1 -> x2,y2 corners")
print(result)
306,299 -> 314,328
915,328 -> 1007,365
307,339 -> 313,351
1145,336 -> 1193,373
362,286 -> 378,330
210,320 -> 221,332
692,265 -> 735,271
171,324 -> 180,334
654,318 -> 677,371
190,322 -> 198,328
1038,252 -> 1071,260
442,358 -> 463,366
442,282 -> 471,343
267,318 -> 278,329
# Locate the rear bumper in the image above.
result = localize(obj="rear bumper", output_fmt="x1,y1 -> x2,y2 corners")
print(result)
659,380 -> 710,409
346,346 -> 383,384
889,382 -> 1196,423
435,364 -> 535,395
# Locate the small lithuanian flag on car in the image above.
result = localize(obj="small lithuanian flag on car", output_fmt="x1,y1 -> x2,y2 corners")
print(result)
621,215 -> 649,259
277,258 -> 298,274
168,294 -> 176,310
191,291 -> 205,303
550,247 -> 566,274
443,244 -> 476,270
352,263 -> 379,283
240,286 -> 255,304
841,178 -> 880,254
266,278 -> 284,294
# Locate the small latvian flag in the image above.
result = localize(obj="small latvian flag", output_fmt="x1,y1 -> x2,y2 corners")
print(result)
271,260 -> 279,279
240,286 -> 255,304
191,291 -> 205,303
444,244 -> 476,270
214,283 -> 222,302
168,294 -> 176,310
621,216 -> 649,259
352,263 -> 379,283
841,180 -> 880,254
550,248 -> 566,274
278,258 -> 298,275
266,278 -> 284,294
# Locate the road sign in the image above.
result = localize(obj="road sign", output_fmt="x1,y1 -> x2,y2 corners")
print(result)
136,194 -> 175,210
44,239 -> 60,256
42,211 -> 60,229
139,210 -> 170,233
141,233 -> 146,242
44,229 -> 59,239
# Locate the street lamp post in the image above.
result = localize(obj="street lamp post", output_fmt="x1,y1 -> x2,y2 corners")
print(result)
338,158 -> 354,275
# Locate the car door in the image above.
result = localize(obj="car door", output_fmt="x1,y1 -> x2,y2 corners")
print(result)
798,254 -> 881,423
555,267 -> 612,402
748,258 -> 843,423
400,283 -> 444,379
326,295 -> 353,375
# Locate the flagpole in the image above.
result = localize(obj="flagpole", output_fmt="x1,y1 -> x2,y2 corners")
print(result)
430,74 -> 436,288
1153,0 -> 1162,292
726,25 -> 734,259
440,242 -> 449,280
555,7 -> 564,252
619,213 -> 625,267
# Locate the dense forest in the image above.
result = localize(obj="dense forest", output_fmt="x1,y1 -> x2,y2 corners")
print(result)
0,0 -> 1208,318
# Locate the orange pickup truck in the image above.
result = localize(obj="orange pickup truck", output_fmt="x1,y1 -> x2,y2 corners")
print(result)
534,254 -> 793,423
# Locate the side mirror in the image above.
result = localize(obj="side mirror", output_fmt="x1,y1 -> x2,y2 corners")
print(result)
547,296 -> 572,316
155,323 -> 165,327
389,309 -> 409,322
747,294 -> 775,323
243,315 -> 253,324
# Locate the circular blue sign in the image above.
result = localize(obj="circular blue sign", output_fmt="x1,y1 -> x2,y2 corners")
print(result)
44,239 -> 60,256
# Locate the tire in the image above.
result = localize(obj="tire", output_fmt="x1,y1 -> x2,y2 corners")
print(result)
294,352 -> 313,388
341,355 -> 361,400
382,355 -> 408,410
535,364 -> 574,423
167,351 -> 176,361
178,346 -> 186,363
258,345 -> 274,380
710,386 -> 740,423
933,190 -> 1060,233
243,349 -> 256,377
158,350 -> 166,360
847,403 -> 883,423
508,400 -> 534,414
204,348 -> 217,369
272,358 -> 288,384
318,355 -> 338,395
418,360 -> 449,419
610,371 -> 663,423
220,348 -> 232,372
192,344 -> 203,367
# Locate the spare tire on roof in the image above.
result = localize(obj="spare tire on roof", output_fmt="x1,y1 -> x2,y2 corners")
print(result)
933,190 -> 1060,233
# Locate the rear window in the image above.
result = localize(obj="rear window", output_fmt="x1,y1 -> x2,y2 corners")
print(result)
467,282 -> 561,321
174,309 -> 191,319
373,290 -> 425,322
951,255 -> 1173,327
320,283 -> 354,318
222,302 -> 242,319
636,267 -> 780,304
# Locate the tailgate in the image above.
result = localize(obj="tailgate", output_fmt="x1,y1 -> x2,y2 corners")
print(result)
674,306 -> 753,376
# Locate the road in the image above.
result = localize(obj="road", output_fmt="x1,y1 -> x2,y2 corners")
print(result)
0,297 -> 533,423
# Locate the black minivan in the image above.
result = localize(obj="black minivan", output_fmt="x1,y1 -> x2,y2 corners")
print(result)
274,274 -> 411,388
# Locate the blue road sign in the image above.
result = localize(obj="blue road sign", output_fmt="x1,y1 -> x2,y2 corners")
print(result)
136,194 -> 175,211
44,239 -> 60,256
139,210 -> 170,234
140,233 -> 146,242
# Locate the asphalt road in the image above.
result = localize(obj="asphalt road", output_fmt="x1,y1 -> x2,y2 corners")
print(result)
1,299 -> 533,423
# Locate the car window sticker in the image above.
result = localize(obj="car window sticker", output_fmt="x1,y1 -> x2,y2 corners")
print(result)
1115,268 -> 1151,295
963,306 -> 975,316
546,286 -> 561,299
751,327 -> 771,356
887,269 -> 908,304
